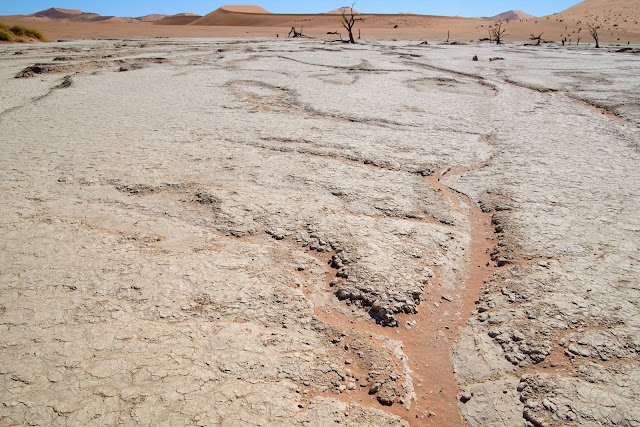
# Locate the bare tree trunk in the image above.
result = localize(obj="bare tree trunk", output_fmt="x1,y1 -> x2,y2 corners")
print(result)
341,4 -> 364,44
490,20 -> 507,45
588,23 -> 601,48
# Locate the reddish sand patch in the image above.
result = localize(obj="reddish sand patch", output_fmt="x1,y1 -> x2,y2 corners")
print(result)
305,168 -> 498,427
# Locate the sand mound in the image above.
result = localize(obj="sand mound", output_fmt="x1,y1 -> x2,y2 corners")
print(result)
96,16 -> 129,23
326,7 -> 360,15
29,8 -> 111,22
31,8 -> 84,18
136,14 -> 169,22
219,5 -> 271,14
486,10 -> 534,20
554,0 -> 640,32
155,13 -> 202,25
557,0 -> 637,17
190,8 -> 290,26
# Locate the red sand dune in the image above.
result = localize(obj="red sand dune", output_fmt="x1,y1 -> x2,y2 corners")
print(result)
555,0 -> 640,30
154,13 -> 202,25
30,7 -> 104,22
486,10 -> 534,20
219,5 -> 271,14
136,14 -> 169,22
31,7 -> 84,17
326,7 -> 361,15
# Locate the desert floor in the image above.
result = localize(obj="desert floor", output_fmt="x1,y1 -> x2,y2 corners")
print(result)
0,39 -> 639,426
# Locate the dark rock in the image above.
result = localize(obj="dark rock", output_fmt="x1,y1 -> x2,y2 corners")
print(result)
459,391 -> 473,403
377,394 -> 395,406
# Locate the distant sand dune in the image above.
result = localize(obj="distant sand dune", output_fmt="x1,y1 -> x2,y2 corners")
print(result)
190,8 -> 294,26
485,10 -> 534,20
136,14 -> 169,22
219,5 -> 271,14
31,7 -> 84,17
326,7 -> 360,15
30,7 -> 102,22
155,13 -> 202,25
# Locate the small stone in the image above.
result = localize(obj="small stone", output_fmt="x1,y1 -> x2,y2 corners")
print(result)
496,257 -> 509,267
459,391 -> 473,403
442,294 -> 453,302
377,394 -> 395,406
511,331 -> 525,342
347,382 -> 356,390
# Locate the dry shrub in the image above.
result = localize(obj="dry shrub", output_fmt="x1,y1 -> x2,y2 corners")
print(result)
0,22 -> 47,42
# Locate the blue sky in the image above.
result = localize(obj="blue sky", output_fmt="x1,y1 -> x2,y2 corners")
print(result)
1,1 -> 582,18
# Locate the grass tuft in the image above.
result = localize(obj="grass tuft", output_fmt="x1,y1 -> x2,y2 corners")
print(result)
0,22 -> 47,42
0,28 -> 12,41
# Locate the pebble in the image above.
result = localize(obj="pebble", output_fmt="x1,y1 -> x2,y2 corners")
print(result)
459,391 -> 473,403
496,257 -> 509,267
377,395 -> 394,406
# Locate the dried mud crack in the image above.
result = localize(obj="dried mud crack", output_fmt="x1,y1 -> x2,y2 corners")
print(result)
1,39 -> 638,427
296,165 -> 499,427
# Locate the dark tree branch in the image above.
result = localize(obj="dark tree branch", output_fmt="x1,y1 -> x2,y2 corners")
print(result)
341,4 -> 364,44
490,20 -> 508,45
587,23 -> 601,48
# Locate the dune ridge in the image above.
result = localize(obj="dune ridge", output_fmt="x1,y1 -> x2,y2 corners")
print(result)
326,7 -> 361,15
219,5 -> 271,14
154,13 -> 202,25
485,10 -> 534,20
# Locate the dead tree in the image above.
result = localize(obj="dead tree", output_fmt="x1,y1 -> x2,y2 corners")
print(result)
490,20 -> 508,45
587,23 -> 601,48
288,26 -> 305,38
530,33 -> 543,46
327,30 -> 342,41
341,4 -> 364,44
